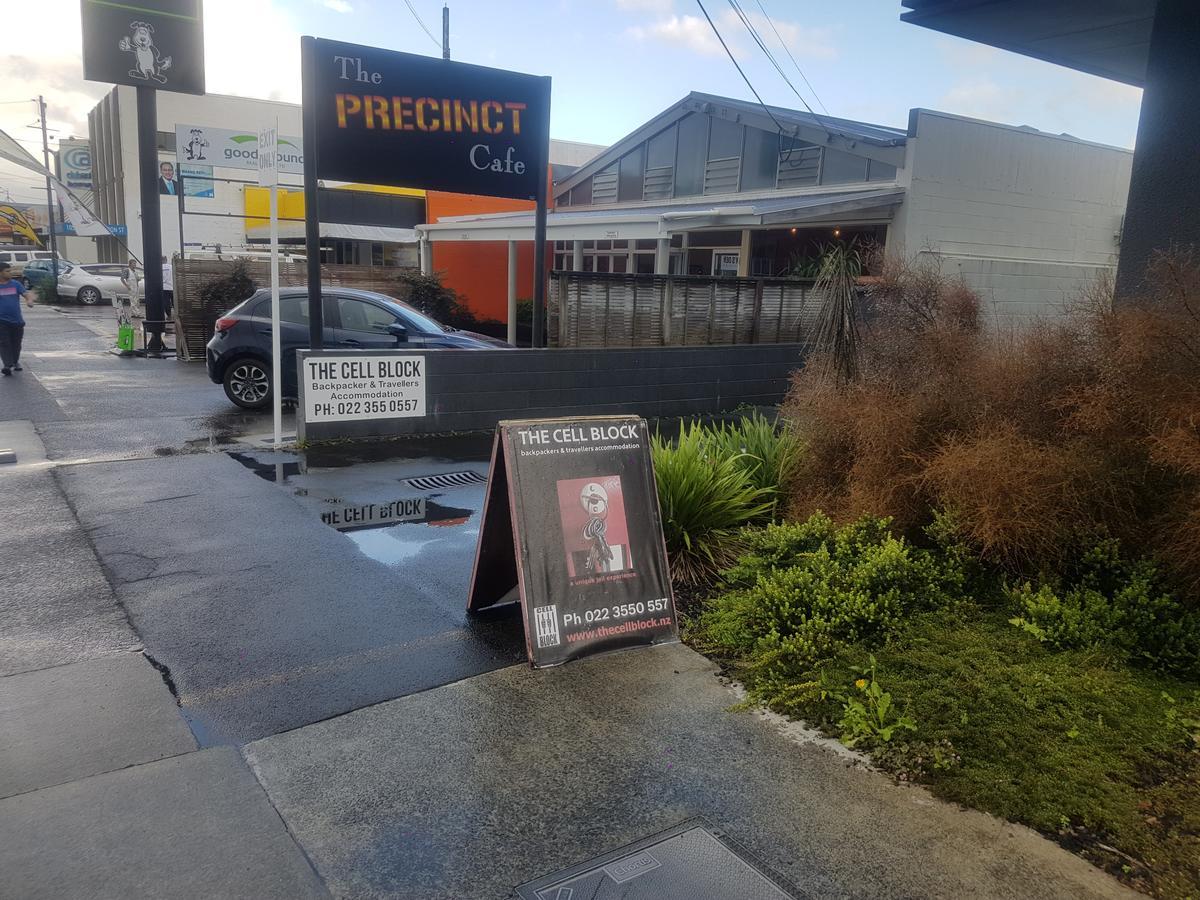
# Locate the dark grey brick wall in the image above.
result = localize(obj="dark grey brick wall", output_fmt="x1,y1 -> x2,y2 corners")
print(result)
297,344 -> 803,442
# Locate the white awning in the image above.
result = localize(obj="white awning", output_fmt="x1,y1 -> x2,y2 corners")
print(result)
246,221 -> 418,243
416,187 -> 905,243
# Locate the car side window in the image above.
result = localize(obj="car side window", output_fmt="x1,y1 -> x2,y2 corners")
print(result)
0,253 -> 9,263
271,295 -> 338,332
277,296 -> 309,325
337,297 -> 396,333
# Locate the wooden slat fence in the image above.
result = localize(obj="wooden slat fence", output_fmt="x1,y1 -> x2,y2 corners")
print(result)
173,257 -> 415,361
549,271 -> 823,348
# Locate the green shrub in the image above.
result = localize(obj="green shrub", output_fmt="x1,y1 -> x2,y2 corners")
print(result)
651,422 -> 774,586
692,514 -> 965,712
1009,540 -> 1200,676
705,413 -> 802,516
389,270 -> 479,331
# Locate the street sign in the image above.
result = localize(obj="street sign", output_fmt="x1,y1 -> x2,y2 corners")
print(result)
301,37 -> 551,200
175,124 -> 304,175
468,416 -> 679,668
80,0 -> 206,95
257,126 -> 279,187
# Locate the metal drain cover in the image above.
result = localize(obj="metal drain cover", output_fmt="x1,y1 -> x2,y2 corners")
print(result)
402,470 -> 487,491
515,819 -> 803,900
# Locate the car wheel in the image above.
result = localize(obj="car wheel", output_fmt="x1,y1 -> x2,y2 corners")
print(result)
77,286 -> 103,305
223,357 -> 271,410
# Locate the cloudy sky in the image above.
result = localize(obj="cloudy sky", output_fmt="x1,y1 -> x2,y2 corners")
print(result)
0,0 -> 1143,206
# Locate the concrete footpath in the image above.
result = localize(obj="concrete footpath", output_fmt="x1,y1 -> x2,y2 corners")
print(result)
0,304 -> 1139,898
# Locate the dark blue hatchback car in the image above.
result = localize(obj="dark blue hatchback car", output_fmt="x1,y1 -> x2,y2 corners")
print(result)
206,286 -> 511,409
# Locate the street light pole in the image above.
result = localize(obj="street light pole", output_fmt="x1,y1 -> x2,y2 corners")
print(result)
38,96 -> 58,275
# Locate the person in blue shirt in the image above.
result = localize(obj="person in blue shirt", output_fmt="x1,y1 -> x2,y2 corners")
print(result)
0,262 -> 34,376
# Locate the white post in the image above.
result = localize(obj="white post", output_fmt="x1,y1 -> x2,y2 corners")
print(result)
269,183 -> 281,448
419,236 -> 432,275
260,118 -> 283,449
655,237 -> 670,275
572,240 -> 584,271
507,240 -> 518,346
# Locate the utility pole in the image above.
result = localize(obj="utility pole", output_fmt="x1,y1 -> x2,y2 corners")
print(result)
37,96 -> 58,272
442,5 -> 450,60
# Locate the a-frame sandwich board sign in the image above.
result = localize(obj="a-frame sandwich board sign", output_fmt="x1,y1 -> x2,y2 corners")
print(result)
467,416 -> 679,668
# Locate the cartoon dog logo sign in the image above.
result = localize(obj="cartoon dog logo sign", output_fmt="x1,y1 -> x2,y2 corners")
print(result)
183,128 -> 208,161
118,21 -> 172,84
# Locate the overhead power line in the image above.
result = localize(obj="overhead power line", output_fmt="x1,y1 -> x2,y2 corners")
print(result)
694,0 -> 787,136
727,0 -> 844,144
402,0 -> 442,50
752,0 -> 830,116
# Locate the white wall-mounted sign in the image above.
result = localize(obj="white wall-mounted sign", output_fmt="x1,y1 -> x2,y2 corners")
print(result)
302,354 -> 427,424
175,124 -> 304,175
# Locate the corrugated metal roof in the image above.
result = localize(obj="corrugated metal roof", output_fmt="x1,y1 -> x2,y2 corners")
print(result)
691,93 -> 908,146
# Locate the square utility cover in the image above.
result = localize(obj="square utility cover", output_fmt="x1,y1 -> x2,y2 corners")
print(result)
515,818 -> 803,900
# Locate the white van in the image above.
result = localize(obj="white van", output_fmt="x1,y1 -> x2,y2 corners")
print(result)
0,246 -> 54,284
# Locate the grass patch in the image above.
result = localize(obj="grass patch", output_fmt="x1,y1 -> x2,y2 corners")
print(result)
686,516 -> 1200,897
701,604 -> 1200,898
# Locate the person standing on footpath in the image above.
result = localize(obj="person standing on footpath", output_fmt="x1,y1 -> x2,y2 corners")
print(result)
161,255 -> 174,318
121,258 -> 143,318
0,262 -> 35,376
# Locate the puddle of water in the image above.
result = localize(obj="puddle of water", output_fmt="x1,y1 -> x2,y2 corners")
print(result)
226,448 -> 487,570
228,450 -> 302,483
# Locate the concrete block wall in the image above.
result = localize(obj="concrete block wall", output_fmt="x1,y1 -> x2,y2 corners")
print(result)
297,344 -> 803,442
890,109 -> 1131,325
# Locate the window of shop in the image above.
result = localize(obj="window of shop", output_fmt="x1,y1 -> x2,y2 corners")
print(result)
674,113 -> 708,198
741,126 -> 779,191
820,147 -> 869,184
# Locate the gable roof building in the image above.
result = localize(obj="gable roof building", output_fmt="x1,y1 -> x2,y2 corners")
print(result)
419,91 -> 1132,328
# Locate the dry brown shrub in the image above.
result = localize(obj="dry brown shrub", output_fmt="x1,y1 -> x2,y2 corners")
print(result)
921,424 -> 1109,570
783,249 -> 1200,592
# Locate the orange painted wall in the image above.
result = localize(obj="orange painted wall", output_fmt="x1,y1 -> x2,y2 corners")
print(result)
426,191 -> 551,324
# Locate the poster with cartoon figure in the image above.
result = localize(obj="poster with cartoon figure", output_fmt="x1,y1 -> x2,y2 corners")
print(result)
557,476 -> 632,580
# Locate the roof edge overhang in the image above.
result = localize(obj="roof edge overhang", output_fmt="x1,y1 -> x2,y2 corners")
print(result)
418,187 -> 905,242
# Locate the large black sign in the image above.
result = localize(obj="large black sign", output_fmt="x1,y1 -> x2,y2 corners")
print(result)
468,416 -> 679,667
81,0 -> 205,95
303,38 -> 551,201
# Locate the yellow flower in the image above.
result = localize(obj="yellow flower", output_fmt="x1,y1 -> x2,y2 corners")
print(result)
855,678 -> 868,689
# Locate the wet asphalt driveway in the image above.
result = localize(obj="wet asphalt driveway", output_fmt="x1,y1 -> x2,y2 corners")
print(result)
14,306 -> 525,745
59,440 -> 526,745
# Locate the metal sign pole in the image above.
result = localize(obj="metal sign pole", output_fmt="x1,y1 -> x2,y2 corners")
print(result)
136,86 -> 165,354
259,119 -> 283,447
531,76 -> 552,347
270,180 -> 281,446
301,37 -> 323,351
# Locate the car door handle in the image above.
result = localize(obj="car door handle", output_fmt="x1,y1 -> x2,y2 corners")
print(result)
340,338 -> 361,346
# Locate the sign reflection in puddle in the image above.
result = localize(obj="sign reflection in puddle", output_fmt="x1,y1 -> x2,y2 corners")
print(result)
319,497 -> 476,567
320,497 -> 473,531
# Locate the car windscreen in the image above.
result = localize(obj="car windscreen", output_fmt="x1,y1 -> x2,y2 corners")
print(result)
376,297 -> 447,334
